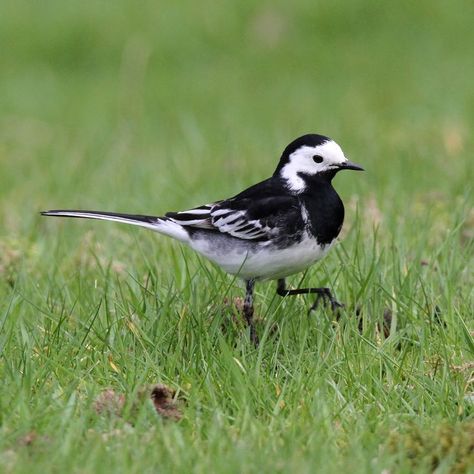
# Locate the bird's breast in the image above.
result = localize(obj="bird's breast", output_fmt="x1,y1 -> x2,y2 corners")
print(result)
189,231 -> 334,280
301,189 -> 344,245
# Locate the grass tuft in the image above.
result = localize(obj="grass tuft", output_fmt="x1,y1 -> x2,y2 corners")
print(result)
1,0 -> 473,472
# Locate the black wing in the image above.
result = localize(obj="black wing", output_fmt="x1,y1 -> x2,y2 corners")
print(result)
166,178 -> 302,241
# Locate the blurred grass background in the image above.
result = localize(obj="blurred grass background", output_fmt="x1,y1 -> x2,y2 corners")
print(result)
1,0 -> 473,472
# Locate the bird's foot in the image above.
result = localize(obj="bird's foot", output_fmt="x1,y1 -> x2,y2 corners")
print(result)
308,288 -> 345,316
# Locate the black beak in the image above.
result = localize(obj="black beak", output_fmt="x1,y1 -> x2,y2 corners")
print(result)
339,160 -> 364,171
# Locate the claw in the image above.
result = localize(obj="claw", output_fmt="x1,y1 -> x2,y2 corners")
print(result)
308,290 -> 344,316
308,294 -> 323,314
330,299 -> 344,310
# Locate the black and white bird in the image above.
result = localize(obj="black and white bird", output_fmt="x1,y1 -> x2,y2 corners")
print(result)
42,134 -> 363,344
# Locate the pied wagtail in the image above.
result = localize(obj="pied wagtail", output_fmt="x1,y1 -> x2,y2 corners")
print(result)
42,134 -> 363,344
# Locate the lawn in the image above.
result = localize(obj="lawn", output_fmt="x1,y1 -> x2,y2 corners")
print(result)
1,1 -> 473,472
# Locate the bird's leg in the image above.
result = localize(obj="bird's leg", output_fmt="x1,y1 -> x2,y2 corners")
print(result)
243,279 -> 259,346
276,278 -> 344,315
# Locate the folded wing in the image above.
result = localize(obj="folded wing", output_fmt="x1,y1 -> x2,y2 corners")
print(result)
166,194 -> 300,242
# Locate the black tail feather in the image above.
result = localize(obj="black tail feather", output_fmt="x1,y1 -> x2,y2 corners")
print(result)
40,209 -> 158,223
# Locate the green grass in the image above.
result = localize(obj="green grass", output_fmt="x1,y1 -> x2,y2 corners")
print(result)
1,0 -> 473,472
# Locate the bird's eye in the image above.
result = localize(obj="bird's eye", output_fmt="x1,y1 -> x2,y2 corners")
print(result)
312,155 -> 323,164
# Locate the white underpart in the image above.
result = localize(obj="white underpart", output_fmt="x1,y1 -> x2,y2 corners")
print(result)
280,140 -> 348,192
153,219 -> 190,242
190,233 -> 335,280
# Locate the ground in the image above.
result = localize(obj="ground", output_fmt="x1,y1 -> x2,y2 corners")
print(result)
0,1 -> 473,472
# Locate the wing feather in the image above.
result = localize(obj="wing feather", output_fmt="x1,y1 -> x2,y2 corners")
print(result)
165,182 -> 301,242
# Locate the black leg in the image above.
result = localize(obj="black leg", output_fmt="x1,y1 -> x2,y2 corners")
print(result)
276,278 -> 344,315
243,279 -> 259,346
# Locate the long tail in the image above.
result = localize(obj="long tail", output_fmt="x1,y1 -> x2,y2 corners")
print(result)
40,210 -> 190,242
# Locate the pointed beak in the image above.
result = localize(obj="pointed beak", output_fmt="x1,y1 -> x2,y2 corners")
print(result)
339,160 -> 364,171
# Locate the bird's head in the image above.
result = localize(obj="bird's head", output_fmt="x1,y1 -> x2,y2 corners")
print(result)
274,134 -> 363,192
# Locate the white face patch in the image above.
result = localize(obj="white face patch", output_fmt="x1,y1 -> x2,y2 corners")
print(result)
280,140 -> 348,192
